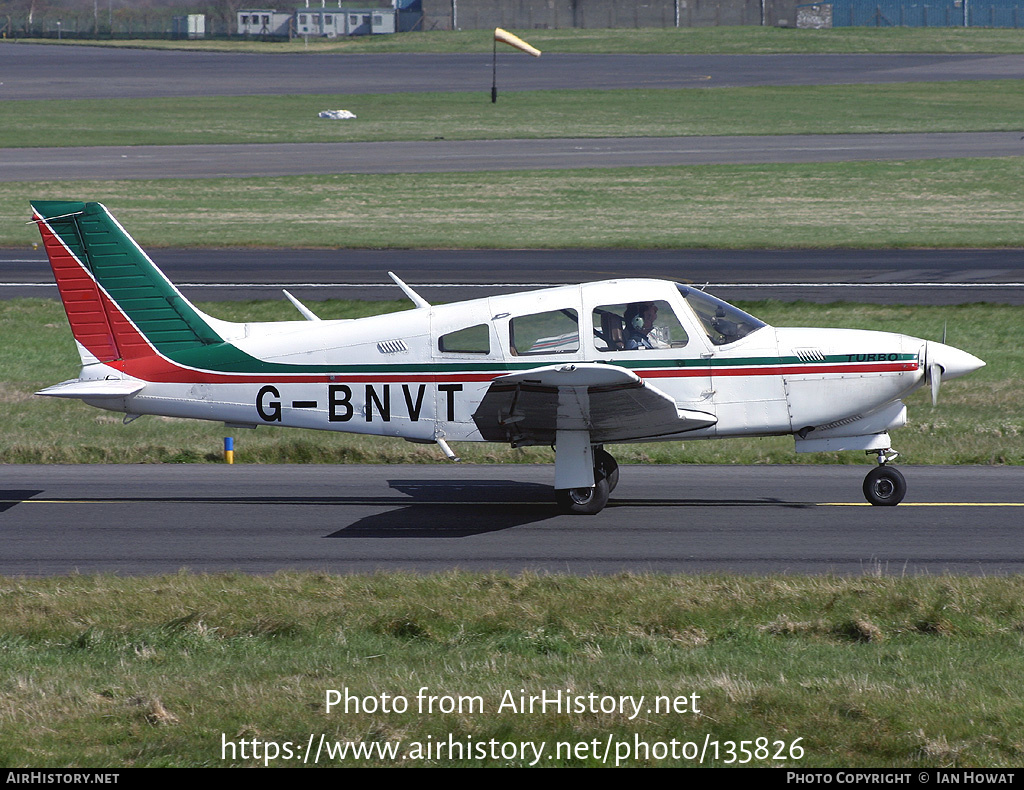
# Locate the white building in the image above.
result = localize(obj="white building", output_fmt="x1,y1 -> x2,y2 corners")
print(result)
238,9 -> 293,36
172,14 -> 207,38
239,7 -> 397,37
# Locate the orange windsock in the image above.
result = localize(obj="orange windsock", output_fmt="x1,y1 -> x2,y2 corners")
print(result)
494,27 -> 541,57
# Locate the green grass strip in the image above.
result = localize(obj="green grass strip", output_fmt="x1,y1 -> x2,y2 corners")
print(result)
5,158 -> 1024,249
2,571 -> 1024,766
7,82 -> 1024,148
20,26 -> 1024,54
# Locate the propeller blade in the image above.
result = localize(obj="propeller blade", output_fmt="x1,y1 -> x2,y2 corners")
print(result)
930,363 -> 942,407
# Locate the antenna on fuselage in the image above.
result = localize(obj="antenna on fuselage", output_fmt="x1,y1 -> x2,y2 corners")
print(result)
388,272 -> 431,308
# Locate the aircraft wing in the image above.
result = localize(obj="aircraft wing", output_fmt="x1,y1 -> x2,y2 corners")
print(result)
472,363 -> 716,446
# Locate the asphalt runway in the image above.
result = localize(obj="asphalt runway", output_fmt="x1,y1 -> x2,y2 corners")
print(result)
4,131 -> 1023,182
5,46 -> 1024,100
3,45 -> 1022,183
4,247 -> 1023,304
2,464 -> 1022,576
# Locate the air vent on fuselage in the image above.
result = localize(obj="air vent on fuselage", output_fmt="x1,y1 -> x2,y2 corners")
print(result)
794,348 -> 826,363
377,339 -> 408,354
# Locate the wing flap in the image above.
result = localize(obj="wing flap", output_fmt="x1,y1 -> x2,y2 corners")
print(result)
472,363 -> 715,445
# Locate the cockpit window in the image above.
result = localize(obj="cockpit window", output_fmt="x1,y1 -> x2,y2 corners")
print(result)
593,301 -> 688,352
677,285 -> 766,346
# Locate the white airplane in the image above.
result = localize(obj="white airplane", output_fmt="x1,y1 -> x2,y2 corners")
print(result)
31,200 -> 985,514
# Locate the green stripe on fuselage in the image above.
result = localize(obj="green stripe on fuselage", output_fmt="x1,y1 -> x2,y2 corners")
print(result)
159,347 -> 917,377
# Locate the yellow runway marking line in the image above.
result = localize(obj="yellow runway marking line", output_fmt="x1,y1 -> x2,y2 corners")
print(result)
824,502 -> 1024,507
8,499 -> 1024,508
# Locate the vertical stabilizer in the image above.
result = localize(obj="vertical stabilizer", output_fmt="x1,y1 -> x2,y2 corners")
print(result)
31,201 -> 225,365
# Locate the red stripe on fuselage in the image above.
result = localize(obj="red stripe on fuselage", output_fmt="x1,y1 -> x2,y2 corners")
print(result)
101,357 -> 918,386
641,362 -> 918,379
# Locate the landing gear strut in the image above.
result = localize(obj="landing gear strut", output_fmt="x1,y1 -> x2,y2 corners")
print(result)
555,446 -> 618,515
595,447 -> 619,494
862,449 -> 906,506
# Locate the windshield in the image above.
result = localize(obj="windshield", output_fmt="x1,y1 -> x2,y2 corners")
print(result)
676,285 -> 767,346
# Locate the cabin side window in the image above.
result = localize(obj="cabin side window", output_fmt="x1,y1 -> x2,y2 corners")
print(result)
592,300 -> 688,352
509,309 -> 579,355
438,324 -> 490,355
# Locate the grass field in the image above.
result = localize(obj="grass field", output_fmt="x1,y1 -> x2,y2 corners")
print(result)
0,298 -> 1012,466
7,81 -> 1024,148
17,26 -> 1024,54
2,572 -> 1024,767
7,157 -> 1024,249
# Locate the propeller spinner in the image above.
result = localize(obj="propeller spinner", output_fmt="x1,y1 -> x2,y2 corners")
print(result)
923,340 -> 986,406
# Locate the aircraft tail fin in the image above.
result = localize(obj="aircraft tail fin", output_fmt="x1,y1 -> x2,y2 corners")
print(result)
30,201 -> 225,365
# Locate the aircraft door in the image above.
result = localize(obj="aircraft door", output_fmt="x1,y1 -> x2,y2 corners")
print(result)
431,301 -> 508,441
590,299 -> 715,418
677,287 -> 789,435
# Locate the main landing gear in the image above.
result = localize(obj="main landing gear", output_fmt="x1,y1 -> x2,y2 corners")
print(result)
555,447 -> 619,515
555,446 -> 908,511
863,449 -> 906,506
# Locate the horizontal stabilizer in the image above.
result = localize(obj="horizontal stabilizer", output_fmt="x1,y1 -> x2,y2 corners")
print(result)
36,379 -> 145,399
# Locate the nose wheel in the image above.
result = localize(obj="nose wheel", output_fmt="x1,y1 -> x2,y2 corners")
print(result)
863,450 -> 906,506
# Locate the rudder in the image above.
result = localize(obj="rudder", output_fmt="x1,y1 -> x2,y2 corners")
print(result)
31,200 -> 223,364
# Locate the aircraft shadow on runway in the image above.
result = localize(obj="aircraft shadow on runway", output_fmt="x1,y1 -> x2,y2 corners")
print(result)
0,484 -> 810,538
325,479 -> 811,538
327,479 -> 557,537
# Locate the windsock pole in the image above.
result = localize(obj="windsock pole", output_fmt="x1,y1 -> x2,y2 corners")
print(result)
491,27 -> 541,103
492,36 -> 498,103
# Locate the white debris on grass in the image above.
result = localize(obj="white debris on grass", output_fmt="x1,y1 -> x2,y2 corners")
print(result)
318,110 -> 357,120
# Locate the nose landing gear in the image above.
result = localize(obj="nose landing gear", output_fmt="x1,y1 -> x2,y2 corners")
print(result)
863,449 -> 906,506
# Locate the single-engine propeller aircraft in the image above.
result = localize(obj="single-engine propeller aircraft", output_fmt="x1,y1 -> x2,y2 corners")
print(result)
32,201 -> 985,514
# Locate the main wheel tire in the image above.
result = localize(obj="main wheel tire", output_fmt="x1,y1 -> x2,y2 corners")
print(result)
556,476 -> 610,515
863,465 -> 907,506
594,448 -> 620,493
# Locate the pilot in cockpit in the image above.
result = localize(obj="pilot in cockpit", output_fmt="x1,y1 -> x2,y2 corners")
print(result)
623,302 -> 668,350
